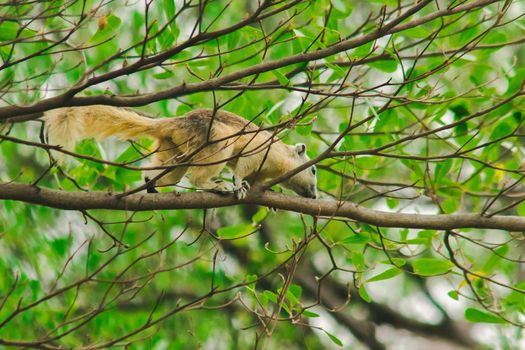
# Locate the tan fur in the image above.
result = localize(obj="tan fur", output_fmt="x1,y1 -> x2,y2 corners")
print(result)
44,105 -> 317,198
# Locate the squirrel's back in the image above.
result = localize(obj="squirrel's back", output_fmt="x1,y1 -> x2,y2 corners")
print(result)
183,109 -> 259,131
44,105 -> 276,157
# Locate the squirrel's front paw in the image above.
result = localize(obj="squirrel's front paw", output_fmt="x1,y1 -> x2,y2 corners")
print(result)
234,180 -> 250,200
210,180 -> 235,195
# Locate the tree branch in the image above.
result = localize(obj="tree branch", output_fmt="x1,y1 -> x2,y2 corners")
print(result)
0,0 -> 440,120
2,182 -> 525,231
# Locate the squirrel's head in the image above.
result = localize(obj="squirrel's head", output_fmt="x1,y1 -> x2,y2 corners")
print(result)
282,143 -> 318,199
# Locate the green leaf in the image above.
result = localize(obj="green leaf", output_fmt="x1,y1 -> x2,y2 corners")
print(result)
216,224 -> 256,238
75,140 -> 105,171
325,63 -> 348,79
434,159 -> 452,182
351,252 -> 365,270
90,14 -> 122,44
324,330 -> 343,347
251,207 -> 268,223
246,274 -> 257,284
516,201 -> 525,216
50,238 -> 69,257
381,258 -> 406,267
296,124 -> 313,136
29,280 -> 41,300
244,274 -> 258,292
402,26 -> 431,38
464,308 -> 506,324
451,104 -> 469,137
272,70 -> 290,86
0,21 -> 36,41
404,230 -> 433,246
280,284 -> 303,307
341,233 -> 370,245
0,22 -> 20,41
412,258 -> 454,276
353,41 -> 373,58
114,143 -> 146,163
369,57 -> 398,72
367,267 -> 402,282
153,70 -> 174,79
358,285 -> 371,303
448,290 -> 459,301
288,284 -> 302,300
489,120 -> 513,141
163,0 -> 176,23
483,244 -> 509,272
263,290 -> 278,304
512,111 -> 523,125
159,0 -> 180,45
451,104 -> 469,118
386,197 -> 398,209
441,196 -> 459,213
226,31 -> 241,50
503,281 -> 525,308
114,168 -> 142,187
302,310 -> 320,318
176,104 -> 193,115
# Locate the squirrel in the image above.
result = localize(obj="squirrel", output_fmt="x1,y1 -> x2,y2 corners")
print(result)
43,105 -> 318,199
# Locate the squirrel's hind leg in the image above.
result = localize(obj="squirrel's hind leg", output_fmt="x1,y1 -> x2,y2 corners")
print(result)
144,177 -> 158,193
144,142 -> 187,193
144,167 -> 188,193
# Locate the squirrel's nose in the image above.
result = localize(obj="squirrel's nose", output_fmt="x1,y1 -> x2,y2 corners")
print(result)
310,186 -> 318,199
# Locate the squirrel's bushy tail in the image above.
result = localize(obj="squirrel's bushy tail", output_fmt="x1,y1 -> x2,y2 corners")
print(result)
44,105 -> 161,149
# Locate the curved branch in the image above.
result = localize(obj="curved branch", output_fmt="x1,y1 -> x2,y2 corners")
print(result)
1,182 -> 525,231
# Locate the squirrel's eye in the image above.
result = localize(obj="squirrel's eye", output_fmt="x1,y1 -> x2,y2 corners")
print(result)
311,167 -> 316,175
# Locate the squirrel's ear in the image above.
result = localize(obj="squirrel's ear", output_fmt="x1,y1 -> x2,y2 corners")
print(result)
294,143 -> 307,155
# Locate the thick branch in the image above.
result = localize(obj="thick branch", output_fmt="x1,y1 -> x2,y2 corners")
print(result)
1,182 -> 525,231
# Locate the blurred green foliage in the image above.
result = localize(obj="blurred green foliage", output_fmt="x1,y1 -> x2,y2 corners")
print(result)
0,0 -> 524,349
